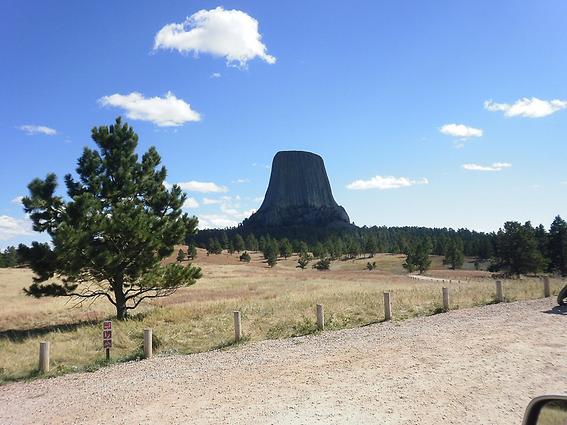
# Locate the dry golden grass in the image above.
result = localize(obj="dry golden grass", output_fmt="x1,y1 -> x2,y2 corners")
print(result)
0,249 -> 563,383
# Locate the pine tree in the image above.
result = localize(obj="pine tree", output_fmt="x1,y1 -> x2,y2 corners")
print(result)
280,238 -> 293,259
549,215 -> 567,276
493,221 -> 547,275
443,240 -> 464,270
245,233 -> 259,251
233,234 -> 245,253
20,118 -> 202,319
177,249 -> 186,262
296,251 -> 311,269
239,251 -> 251,262
188,242 -> 197,260
313,258 -> 331,270
365,236 -> 377,258
312,242 -> 326,259
267,250 -> 277,267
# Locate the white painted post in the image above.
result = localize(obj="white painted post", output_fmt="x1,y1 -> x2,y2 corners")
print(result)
495,280 -> 504,302
143,328 -> 153,359
442,287 -> 450,311
316,304 -> 324,330
384,292 -> 392,321
234,311 -> 242,342
543,277 -> 551,298
39,341 -> 50,373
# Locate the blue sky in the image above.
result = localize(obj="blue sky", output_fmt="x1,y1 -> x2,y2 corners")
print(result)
1,1 -> 567,248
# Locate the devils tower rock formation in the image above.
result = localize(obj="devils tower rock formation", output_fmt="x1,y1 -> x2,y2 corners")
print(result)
244,151 -> 351,230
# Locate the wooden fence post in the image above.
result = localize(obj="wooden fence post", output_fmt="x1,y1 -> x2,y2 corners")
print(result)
495,280 -> 504,302
543,277 -> 551,298
234,311 -> 242,342
316,304 -> 324,330
442,287 -> 450,311
39,341 -> 50,373
384,292 -> 392,321
143,328 -> 153,359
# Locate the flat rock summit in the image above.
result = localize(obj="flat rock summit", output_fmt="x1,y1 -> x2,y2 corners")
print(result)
244,151 -> 351,229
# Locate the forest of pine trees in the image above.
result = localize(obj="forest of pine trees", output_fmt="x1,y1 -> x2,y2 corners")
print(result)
190,215 -> 567,276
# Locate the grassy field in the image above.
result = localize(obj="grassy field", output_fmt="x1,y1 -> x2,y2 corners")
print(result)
0,248 -> 563,384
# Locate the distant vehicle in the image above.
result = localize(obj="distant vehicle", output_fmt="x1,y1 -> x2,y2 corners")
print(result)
523,395 -> 567,425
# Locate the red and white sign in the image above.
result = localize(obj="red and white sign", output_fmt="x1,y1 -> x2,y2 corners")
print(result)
103,321 -> 112,349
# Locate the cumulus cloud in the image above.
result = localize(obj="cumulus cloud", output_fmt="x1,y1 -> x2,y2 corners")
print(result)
484,97 -> 567,118
440,123 -> 483,138
19,125 -> 57,136
177,180 -> 228,193
198,214 -> 238,229
182,197 -> 200,208
210,72 -> 222,78
98,91 -> 200,127
154,7 -> 276,67
347,176 -> 429,190
0,215 -> 32,240
462,162 -> 512,172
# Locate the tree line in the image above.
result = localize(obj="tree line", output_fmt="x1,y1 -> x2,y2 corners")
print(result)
192,215 -> 567,276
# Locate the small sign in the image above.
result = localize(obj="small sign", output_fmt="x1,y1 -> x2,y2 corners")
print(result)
103,321 -> 112,349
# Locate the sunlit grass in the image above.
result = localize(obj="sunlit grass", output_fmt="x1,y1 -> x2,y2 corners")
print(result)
0,252 -> 563,384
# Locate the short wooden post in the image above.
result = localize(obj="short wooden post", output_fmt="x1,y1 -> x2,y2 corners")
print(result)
495,280 -> 504,302
143,328 -> 153,359
384,292 -> 392,321
316,304 -> 324,330
442,287 -> 450,311
39,341 -> 50,373
233,311 -> 242,342
543,277 -> 551,298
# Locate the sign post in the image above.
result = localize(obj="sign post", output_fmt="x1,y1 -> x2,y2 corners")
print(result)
103,321 -> 112,360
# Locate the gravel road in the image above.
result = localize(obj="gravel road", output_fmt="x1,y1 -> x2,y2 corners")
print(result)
1,298 -> 565,425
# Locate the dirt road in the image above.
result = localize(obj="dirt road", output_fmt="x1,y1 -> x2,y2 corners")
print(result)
1,298 -> 565,425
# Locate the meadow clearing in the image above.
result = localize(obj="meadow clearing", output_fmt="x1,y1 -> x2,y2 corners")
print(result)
0,248 -> 563,383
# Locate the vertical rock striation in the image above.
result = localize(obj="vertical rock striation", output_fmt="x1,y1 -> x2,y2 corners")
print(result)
244,151 -> 351,229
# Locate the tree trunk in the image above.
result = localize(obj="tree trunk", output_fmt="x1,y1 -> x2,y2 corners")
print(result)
113,277 -> 127,320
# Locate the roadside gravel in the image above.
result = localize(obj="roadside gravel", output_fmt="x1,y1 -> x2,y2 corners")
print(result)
1,298 -> 565,425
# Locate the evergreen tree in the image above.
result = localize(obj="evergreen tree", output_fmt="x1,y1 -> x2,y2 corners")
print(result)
298,241 -> 309,256
258,236 -> 267,253
227,241 -> 235,255
245,233 -> 259,251
267,250 -> 278,267
280,238 -> 293,258
188,242 -> 197,260
239,251 -> 251,263
297,251 -> 311,270
20,118 -> 202,319
233,234 -> 245,253
177,249 -> 186,262
403,240 -> 431,274
207,238 -> 222,255
0,246 -> 18,268
549,215 -> 567,276
443,239 -> 464,270
493,221 -> 547,275
312,242 -> 327,259
220,231 -> 229,250
313,258 -> 331,270
365,236 -> 377,258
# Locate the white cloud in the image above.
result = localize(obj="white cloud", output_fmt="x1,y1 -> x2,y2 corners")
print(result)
440,123 -> 483,138
484,97 -> 567,118
462,162 -> 512,172
0,215 -> 32,240
220,204 -> 255,220
19,125 -> 57,136
347,176 -> 429,190
177,180 -> 228,193
183,197 -> 199,208
232,178 -> 250,184
198,214 -> 238,229
210,72 -> 222,78
203,197 -> 222,205
10,196 -> 23,205
98,91 -> 200,127
154,7 -> 276,68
